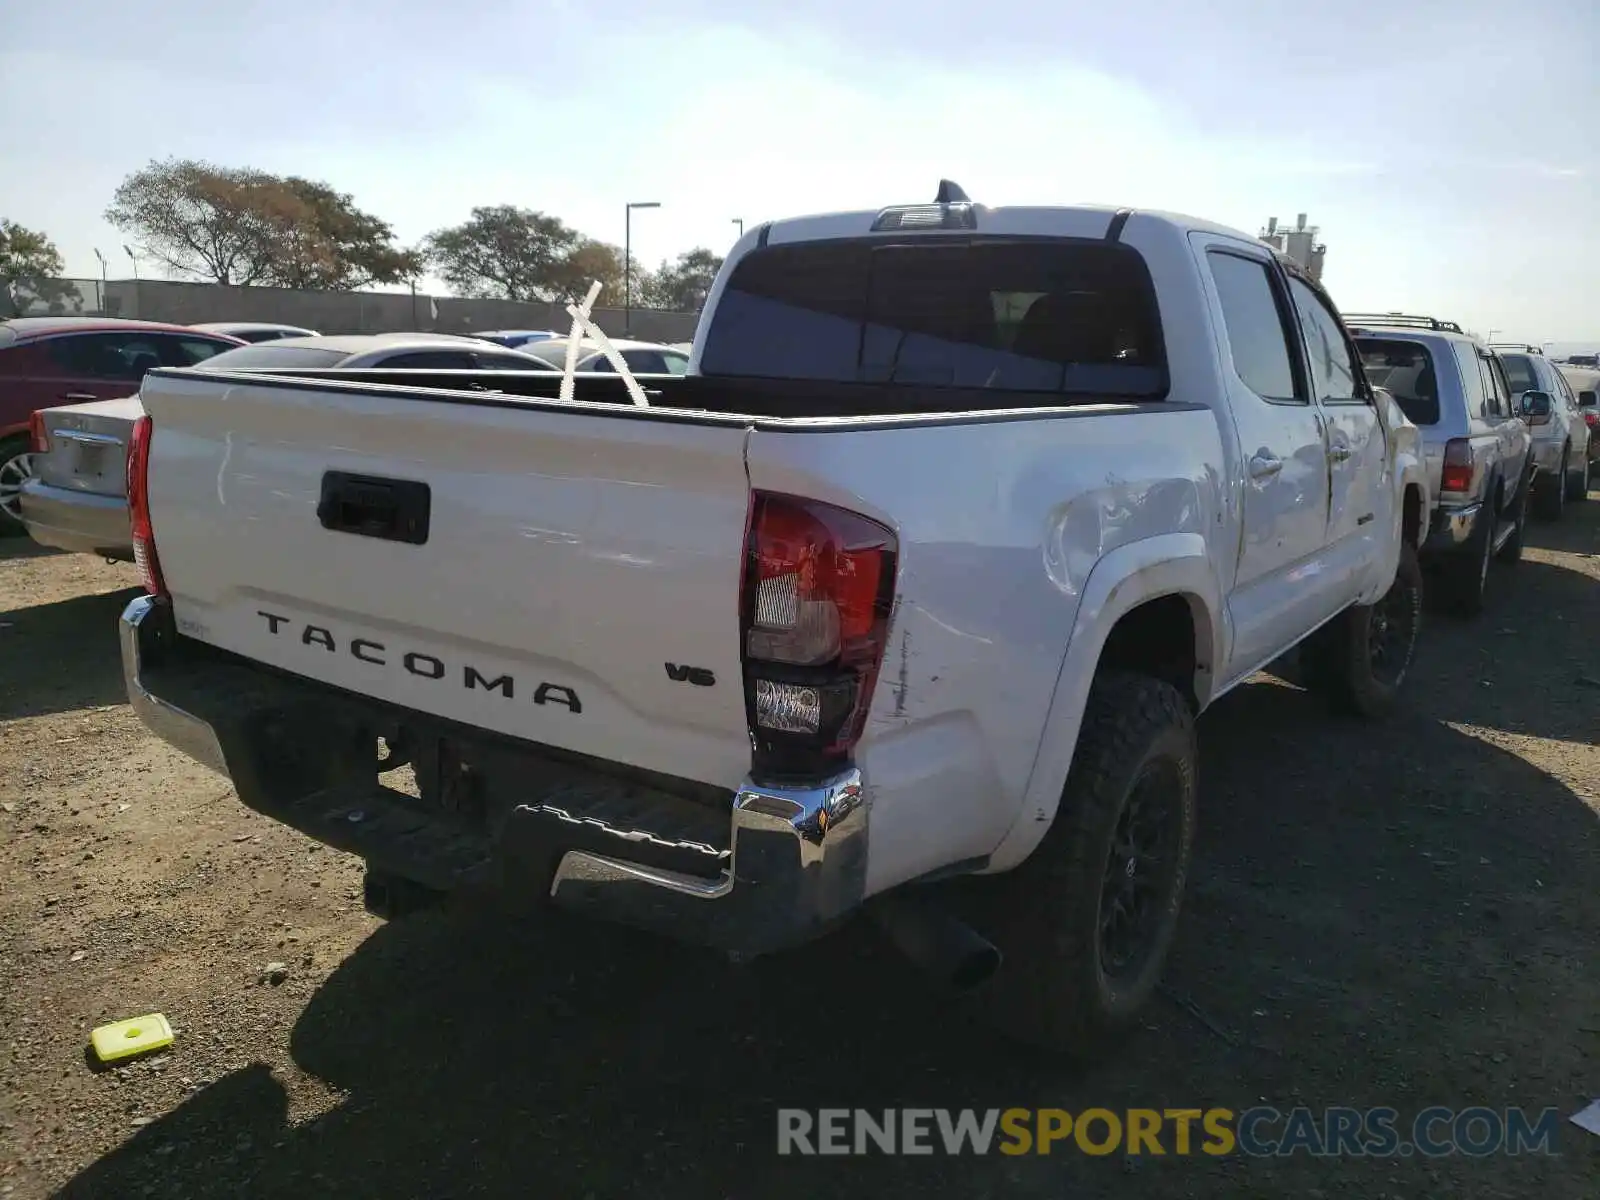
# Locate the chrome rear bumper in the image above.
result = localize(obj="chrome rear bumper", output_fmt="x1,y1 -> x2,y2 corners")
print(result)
119,594 -> 869,955
1422,502 -> 1481,552
20,480 -> 133,559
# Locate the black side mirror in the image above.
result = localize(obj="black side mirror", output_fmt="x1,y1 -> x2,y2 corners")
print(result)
1579,390 -> 1598,408
1518,390 -> 1553,424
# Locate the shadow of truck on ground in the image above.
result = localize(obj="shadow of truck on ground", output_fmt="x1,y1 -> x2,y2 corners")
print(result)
58,674 -> 1600,1200
0,586 -> 142,721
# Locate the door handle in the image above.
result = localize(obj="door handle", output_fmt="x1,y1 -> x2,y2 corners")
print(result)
317,471 -> 431,545
1329,445 -> 1352,463
1249,453 -> 1284,479
61,392 -> 98,402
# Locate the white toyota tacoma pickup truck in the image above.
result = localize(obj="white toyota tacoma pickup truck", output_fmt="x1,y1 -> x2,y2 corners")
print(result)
119,185 -> 1428,1053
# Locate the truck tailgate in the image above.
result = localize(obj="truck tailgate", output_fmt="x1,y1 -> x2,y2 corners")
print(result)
139,372 -> 756,790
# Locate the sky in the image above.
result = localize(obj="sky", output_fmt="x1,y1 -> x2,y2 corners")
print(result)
2,0 -> 1596,346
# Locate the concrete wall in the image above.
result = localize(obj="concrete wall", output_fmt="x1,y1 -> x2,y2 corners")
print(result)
26,278 -> 700,344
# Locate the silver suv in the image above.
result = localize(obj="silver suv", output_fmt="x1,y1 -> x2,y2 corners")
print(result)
1491,344 -> 1593,518
1349,314 -> 1535,617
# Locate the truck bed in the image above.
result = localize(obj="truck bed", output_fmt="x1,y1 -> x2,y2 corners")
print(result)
243,366 -> 1175,420
138,363 -> 1222,892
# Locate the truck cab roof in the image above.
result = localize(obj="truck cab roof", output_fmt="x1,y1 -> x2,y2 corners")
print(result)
756,201 -> 1259,250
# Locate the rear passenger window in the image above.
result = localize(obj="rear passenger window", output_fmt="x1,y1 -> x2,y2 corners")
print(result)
622,350 -> 669,374
1480,354 -> 1509,417
1552,368 -> 1577,410
1498,354 -> 1537,395
380,351 -> 479,369
1207,251 -> 1300,402
1286,277 -> 1359,404
1452,342 -> 1490,418
48,333 -> 164,381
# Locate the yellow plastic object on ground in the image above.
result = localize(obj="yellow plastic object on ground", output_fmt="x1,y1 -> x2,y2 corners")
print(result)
90,1013 -> 174,1064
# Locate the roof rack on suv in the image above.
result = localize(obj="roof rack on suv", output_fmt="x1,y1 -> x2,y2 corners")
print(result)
1488,342 -> 1544,355
1342,313 -> 1465,333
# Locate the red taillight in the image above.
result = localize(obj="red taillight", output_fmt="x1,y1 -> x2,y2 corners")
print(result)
125,415 -> 167,598
1584,411 -> 1599,429
28,410 -> 48,455
741,492 -> 897,779
1440,438 -> 1474,494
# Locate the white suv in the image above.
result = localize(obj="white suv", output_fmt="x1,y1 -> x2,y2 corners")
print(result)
1350,315 -> 1535,617
1491,344 -> 1592,518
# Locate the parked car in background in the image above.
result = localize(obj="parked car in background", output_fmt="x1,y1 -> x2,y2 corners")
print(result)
0,317 -> 243,535
176,333 -> 556,372
1557,364 -> 1600,468
519,337 -> 691,375
190,321 -> 321,343
1492,344 -> 1591,514
1349,314 -> 1535,616
19,334 -> 554,557
467,329 -> 562,349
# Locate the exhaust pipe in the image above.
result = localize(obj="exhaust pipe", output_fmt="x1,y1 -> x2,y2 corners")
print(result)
868,889 -> 1002,991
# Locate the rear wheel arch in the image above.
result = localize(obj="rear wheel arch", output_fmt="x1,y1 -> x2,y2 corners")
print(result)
1402,483 -> 1423,548
1096,593 -> 1204,713
988,541 -> 1221,873
0,432 -> 35,535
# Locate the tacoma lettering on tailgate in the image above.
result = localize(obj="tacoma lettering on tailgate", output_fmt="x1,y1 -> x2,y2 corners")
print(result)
256,610 -> 582,713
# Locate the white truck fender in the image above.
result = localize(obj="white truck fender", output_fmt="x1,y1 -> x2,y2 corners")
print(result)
1356,402 -> 1431,606
984,532 -> 1224,873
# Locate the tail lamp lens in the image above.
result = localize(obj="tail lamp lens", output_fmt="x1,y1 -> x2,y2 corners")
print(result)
742,492 -> 896,779
126,415 -> 167,598
28,410 -> 49,455
1440,438 -> 1474,494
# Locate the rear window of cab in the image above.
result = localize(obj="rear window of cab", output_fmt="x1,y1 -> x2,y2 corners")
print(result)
698,237 -> 1167,399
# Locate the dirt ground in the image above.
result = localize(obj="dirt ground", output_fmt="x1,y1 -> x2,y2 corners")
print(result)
0,505 -> 1596,1200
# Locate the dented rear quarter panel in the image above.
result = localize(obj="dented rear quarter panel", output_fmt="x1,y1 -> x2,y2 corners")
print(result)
746,405 -> 1226,894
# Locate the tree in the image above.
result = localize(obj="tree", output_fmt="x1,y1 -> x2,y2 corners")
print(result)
0,219 -> 66,317
106,159 -> 288,285
106,158 -> 416,290
544,239 -> 637,308
267,178 -> 421,290
639,247 -> 724,313
421,206 -> 586,302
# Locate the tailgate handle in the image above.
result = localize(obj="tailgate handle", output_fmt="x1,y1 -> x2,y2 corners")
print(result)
317,472 -> 431,545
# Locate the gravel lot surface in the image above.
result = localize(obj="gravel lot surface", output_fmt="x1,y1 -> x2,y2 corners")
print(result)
1,504 -> 1596,1199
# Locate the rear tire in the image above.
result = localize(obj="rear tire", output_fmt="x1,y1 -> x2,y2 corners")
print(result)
0,436 -> 33,538
1534,452 -> 1567,521
963,672 -> 1196,1056
1436,503 -> 1493,617
1303,541 -> 1422,717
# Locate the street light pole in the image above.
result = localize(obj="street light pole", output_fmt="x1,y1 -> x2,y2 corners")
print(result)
624,200 -> 661,335
732,218 -> 744,239
122,244 -> 139,281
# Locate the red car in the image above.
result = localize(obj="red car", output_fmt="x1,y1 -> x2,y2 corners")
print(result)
0,317 -> 244,534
